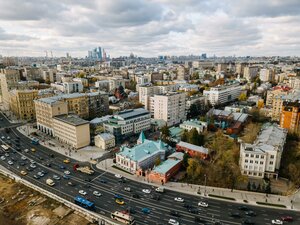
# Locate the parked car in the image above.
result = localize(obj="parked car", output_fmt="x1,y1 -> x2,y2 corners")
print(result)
174,197 -> 184,202
198,201 -> 208,207
271,219 -> 283,225
93,191 -> 102,197
141,208 -> 151,214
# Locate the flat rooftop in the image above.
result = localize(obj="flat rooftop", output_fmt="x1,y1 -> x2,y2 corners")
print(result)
54,114 -> 89,126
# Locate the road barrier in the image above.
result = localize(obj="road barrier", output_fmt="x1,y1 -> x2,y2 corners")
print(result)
0,166 -> 121,225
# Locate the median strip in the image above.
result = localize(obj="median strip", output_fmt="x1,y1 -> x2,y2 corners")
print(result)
256,202 -> 286,208
208,194 -> 236,201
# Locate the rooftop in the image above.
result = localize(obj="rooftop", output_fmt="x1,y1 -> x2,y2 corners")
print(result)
114,108 -> 150,120
177,141 -> 209,154
90,115 -> 111,124
152,158 -> 181,174
96,133 -> 115,141
54,114 -> 89,126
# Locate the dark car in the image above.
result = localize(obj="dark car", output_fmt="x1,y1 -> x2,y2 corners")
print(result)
281,216 -> 293,222
49,154 -> 54,158
195,216 -> 207,223
242,219 -> 255,225
229,212 -> 241,218
45,163 -> 51,167
15,147 -> 21,151
19,161 -> 26,166
126,207 -> 136,214
99,179 -> 107,183
188,207 -> 199,214
84,178 -> 91,182
245,211 -> 256,217
26,166 -> 33,171
38,156 -> 44,160
170,210 -> 180,217
151,195 -> 160,201
183,203 -> 192,209
238,206 -> 249,211
132,193 -> 140,199
59,165 -> 66,169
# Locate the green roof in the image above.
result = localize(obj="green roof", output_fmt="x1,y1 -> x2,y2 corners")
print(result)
169,127 -> 184,137
152,158 -> 181,174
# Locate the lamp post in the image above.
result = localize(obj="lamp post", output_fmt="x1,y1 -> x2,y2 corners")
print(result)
204,174 -> 207,195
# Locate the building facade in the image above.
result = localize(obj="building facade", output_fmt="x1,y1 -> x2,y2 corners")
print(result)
87,92 -> 109,119
176,141 -> 209,159
239,123 -> 287,179
280,101 -> 300,133
94,133 -> 115,150
0,68 -> 21,106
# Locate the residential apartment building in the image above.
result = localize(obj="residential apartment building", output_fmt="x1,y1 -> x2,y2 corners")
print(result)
63,93 -> 89,119
53,114 -> 90,149
243,66 -> 259,81
280,97 -> 300,133
259,68 -> 275,82
109,77 -> 127,91
63,81 -> 84,94
0,68 -> 21,106
115,132 -> 167,174
103,108 -> 151,142
203,83 -> 242,106
239,123 -> 287,179
87,92 -> 109,119
266,86 -> 291,108
151,92 -> 186,126
94,133 -> 115,150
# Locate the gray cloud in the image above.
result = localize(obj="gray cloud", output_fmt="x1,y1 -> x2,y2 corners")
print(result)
0,27 -> 34,41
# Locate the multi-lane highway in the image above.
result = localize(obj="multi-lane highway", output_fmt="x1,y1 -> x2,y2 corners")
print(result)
0,112 -> 300,225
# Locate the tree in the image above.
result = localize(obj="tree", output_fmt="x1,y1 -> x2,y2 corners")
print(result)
191,71 -> 199,80
247,181 -> 251,191
238,92 -> 247,101
154,157 -> 161,166
181,130 -> 188,142
265,182 -> 271,194
252,182 -> 257,190
161,125 -> 170,143
182,153 -> 190,168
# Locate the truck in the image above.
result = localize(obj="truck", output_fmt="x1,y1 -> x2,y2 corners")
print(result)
46,179 -> 55,186
155,186 -> 165,193
74,164 -> 94,175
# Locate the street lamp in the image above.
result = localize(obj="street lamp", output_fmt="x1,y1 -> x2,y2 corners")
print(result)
204,174 -> 207,195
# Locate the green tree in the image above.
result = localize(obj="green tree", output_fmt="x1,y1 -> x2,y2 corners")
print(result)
191,71 -> 199,80
181,130 -> 188,142
238,92 -> 247,101
182,153 -> 190,168
154,157 -> 161,166
161,125 -> 170,143
247,181 -> 251,191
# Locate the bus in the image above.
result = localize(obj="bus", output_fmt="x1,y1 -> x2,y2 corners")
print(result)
111,211 -> 135,225
1,144 -> 9,151
74,196 -> 95,211
31,138 -> 39,145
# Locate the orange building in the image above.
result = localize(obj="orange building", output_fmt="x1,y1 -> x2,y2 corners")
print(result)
176,141 -> 209,159
280,102 -> 300,133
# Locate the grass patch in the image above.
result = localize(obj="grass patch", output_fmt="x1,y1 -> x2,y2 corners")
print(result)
208,194 -> 236,201
112,165 -> 133,175
256,202 -> 286,208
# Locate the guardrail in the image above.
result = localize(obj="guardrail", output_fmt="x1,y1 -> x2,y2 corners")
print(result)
0,166 -> 121,225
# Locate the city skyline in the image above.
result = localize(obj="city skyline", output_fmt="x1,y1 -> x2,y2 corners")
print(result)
0,0 -> 299,57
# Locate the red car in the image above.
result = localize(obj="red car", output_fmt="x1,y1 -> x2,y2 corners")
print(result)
281,216 -> 293,222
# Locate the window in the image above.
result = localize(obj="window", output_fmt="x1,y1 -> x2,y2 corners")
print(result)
260,161 -> 263,165
250,160 -> 253,163
270,155 -> 274,159
245,154 -> 249,157
261,155 -> 264,159
255,161 -> 258,164
250,154 -> 254,158
269,161 -> 273,165
255,155 -> 259,158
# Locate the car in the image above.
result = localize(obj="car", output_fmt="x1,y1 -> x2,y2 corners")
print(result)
38,156 -> 43,160
20,170 -> 27,176
67,181 -> 75,186
93,191 -> 102,197
63,159 -> 70,164
6,136 -> 10,140
63,174 -> 70,179
31,148 -> 36,152
239,206 -> 249,211
124,187 -> 131,192
37,172 -> 44,177
245,211 -> 256,217
142,189 -> 151,194
141,208 -> 151,214
30,164 -> 36,168
21,156 -> 27,161
59,165 -> 66,169
242,219 -> 255,225
26,166 -> 33,171
19,161 -> 26,166
150,194 -> 160,201
84,178 -> 91,182
183,203 -> 192,209
30,160 -> 36,164
118,178 -> 126,183
281,216 -> 293,222
272,219 -> 283,225
49,154 -> 54,158
229,212 -> 241,218
40,170 -> 47,175
1,136 -> 5,139
115,174 -> 122,179
174,197 -> 184,202
24,149 -> 29,153
8,161 -> 13,165
198,201 -> 208,207
188,207 -> 199,214
4,153 -> 9,157
45,163 -> 51,167
115,199 -> 125,205
125,207 -> 136,214
79,190 -> 87,196
53,175 -> 61,180
99,179 -> 107,183
10,157 -> 16,161
132,193 -> 140,199
114,194 -> 123,199
170,210 -> 180,217
0,156 -> 5,161
33,174 -> 40,179
194,216 -> 207,223
168,219 -> 179,225
64,170 -> 70,175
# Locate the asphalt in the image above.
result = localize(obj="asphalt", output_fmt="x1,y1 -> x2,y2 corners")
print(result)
0,112 -> 300,225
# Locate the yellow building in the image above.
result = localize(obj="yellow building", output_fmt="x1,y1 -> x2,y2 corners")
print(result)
35,97 -> 68,136
63,93 -> 89,119
94,133 -> 115,150
53,115 -> 90,149
280,102 -> 300,133
9,90 -> 38,120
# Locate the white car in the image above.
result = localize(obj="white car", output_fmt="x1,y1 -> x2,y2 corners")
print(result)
37,172 -> 44,177
8,160 -> 13,165
198,201 -> 208,207
272,219 -> 283,225
168,219 -> 179,225
79,190 -> 87,196
0,156 -> 6,161
1,136 -> 5,139
142,189 -> 151,194
93,191 -> 102,197
30,164 -> 36,168
24,149 -> 29,153
21,156 -> 27,161
64,170 -> 70,175
124,187 -> 131,192
174,197 -> 184,202
115,174 -> 122,179
53,175 -> 61,180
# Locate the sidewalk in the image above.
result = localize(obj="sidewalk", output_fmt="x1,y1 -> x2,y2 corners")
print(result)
97,158 -> 300,211
16,125 -> 106,162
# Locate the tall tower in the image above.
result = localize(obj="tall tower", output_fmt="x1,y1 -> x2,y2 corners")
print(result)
98,47 -> 102,60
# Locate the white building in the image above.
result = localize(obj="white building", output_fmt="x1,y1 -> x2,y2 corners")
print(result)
243,66 -> 259,81
94,133 -> 115,150
259,69 -> 275,82
151,92 -> 186,126
239,123 -> 287,179
203,83 -> 242,106
109,77 -> 126,91
63,81 -> 83,94
179,120 -> 207,133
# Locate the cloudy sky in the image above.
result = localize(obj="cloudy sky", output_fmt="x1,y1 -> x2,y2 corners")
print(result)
0,0 -> 299,57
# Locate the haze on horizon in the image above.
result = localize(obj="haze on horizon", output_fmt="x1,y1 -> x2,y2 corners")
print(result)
0,0 -> 299,58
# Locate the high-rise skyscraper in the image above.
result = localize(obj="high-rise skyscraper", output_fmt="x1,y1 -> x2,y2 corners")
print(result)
97,47 -> 102,60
